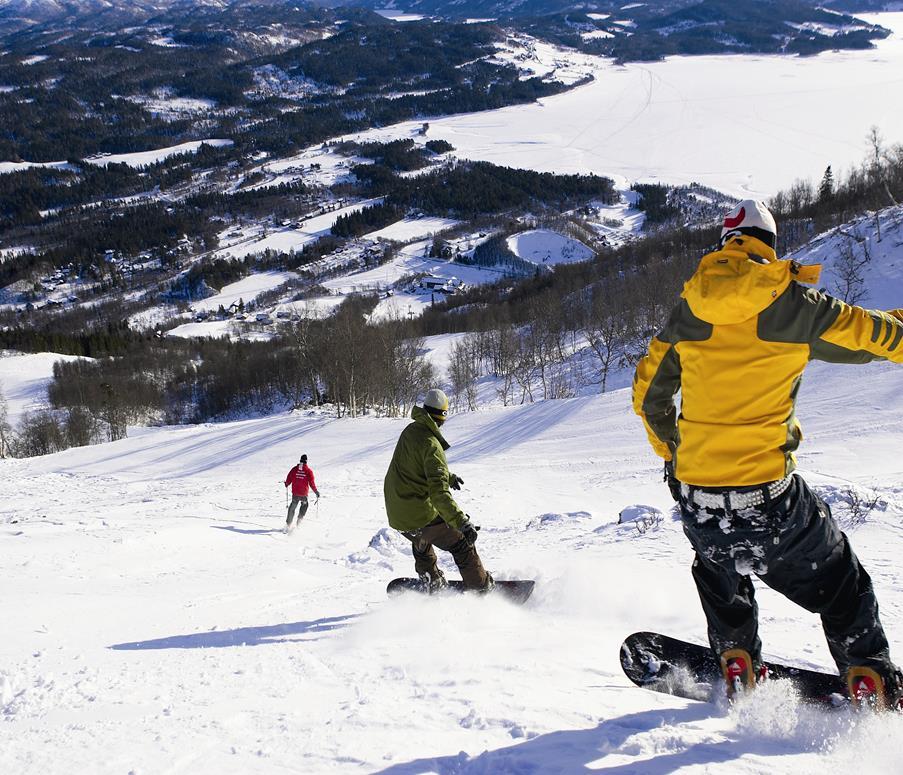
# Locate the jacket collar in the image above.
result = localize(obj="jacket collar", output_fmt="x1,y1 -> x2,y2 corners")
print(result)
682,236 -> 822,325
411,405 -> 450,450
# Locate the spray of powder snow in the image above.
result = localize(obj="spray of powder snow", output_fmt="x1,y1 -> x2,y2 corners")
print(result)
729,679 -> 903,773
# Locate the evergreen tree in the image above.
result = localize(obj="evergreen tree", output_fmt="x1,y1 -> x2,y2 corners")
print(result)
819,165 -> 834,202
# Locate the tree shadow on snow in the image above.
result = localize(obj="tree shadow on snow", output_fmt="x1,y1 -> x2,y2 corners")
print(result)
372,704 -> 798,774
211,524 -> 284,536
450,398 -> 590,463
109,614 -> 361,651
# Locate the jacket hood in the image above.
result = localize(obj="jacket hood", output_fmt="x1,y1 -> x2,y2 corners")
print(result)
411,405 -> 450,450
681,236 -> 821,325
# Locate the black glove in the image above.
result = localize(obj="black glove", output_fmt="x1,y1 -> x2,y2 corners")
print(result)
664,460 -> 682,502
460,518 -> 480,545
449,474 -> 464,491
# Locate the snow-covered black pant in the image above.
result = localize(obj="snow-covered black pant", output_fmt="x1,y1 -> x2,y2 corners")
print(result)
401,516 -> 489,590
286,495 -> 309,526
679,474 -> 893,676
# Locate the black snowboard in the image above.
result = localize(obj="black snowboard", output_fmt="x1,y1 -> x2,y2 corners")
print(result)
620,631 -> 847,706
386,577 -> 535,605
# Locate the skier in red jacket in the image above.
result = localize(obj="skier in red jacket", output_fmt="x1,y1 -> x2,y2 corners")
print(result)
284,454 -> 320,533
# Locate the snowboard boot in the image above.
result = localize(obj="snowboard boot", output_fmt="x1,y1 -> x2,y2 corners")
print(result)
476,572 -> 495,595
847,666 -> 887,710
847,665 -> 903,711
720,648 -> 757,700
418,570 -> 448,593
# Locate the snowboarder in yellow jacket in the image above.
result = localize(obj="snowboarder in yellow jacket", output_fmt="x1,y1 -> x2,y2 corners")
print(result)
633,199 -> 903,708
384,389 -> 491,591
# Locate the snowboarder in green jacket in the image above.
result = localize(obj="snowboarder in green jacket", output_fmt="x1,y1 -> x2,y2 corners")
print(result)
384,388 -> 492,591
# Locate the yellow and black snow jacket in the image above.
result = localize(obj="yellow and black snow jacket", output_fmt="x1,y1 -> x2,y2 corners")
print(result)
633,235 -> 903,487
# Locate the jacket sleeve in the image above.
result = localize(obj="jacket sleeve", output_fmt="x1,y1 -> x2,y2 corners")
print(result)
307,466 -> 318,494
632,336 -> 682,461
423,441 -> 467,529
284,466 -> 296,487
805,288 -> 903,364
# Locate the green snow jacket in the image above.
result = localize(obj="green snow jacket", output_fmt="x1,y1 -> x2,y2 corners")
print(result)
384,405 -> 467,532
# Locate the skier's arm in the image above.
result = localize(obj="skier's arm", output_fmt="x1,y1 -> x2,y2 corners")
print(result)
632,336 -> 681,461
284,466 -> 296,487
423,442 -> 467,529
804,288 -> 903,364
308,467 -> 319,497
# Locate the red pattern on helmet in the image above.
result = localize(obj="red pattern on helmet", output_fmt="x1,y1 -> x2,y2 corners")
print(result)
723,207 -> 746,230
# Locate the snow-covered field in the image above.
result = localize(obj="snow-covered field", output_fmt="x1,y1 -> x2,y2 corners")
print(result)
83,140 -> 234,169
342,12 -> 903,199
364,216 -> 460,243
507,229 -> 594,266
215,200 -> 381,261
0,351 -> 84,427
3,208 -> 903,773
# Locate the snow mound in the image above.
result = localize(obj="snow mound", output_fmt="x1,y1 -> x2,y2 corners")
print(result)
525,510 -> 592,529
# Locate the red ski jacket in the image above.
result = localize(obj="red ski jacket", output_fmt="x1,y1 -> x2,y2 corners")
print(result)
285,463 -> 318,497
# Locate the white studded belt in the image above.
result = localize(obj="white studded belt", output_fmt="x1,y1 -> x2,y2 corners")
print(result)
681,475 -> 793,511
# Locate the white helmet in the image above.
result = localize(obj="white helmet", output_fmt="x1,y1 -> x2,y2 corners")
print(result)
720,199 -> 777,249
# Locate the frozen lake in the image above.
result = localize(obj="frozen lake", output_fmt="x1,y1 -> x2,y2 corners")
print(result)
351,12 -> 903,199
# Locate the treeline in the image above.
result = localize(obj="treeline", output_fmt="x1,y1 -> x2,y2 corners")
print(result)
186,180 -> 309,219
353,161 -> 617,218
5,297 -> 437,457
331,203 -> 404,238
769,130 -> 903,252
460,234 -> 538,276
0,202 -> 219,287
634,183 -> 682,224
417,220 -> 719,401
164,258 -> 249,301
345,139 -> 431,172
0,315 -> 144,358
269,20 -> 498,90
0,144 -> 239,231
562,0 -> 890,63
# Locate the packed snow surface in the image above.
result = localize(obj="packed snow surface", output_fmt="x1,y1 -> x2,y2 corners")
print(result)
344,12 -> 903,199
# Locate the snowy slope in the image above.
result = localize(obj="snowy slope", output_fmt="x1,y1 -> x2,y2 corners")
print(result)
0,351 -> 84,427
4,211 -> 903,772
2,360 -> 902,774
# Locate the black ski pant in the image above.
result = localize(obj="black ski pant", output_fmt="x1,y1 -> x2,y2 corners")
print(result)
286,495 -> 309,526
402,516 -> 489,590
679,474 -> 893,677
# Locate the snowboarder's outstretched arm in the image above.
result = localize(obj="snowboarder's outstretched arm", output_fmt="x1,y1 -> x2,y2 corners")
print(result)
802,287 -> 903,363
